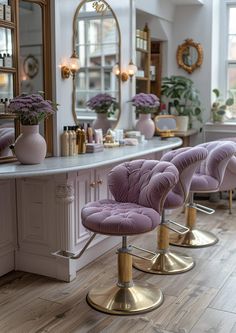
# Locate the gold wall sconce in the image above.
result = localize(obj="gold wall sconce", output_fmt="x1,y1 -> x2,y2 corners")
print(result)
112,60 -> 137,82
61,50 -> 80,79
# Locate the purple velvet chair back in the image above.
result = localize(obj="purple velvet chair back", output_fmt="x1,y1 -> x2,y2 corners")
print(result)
108,159 -> 179,214
197,141 -> 236,185
160,147 -> 208,207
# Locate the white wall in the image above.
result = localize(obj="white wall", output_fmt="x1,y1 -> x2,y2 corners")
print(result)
169,1 -> 213,126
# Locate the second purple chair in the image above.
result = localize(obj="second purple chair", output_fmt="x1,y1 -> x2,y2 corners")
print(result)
133,146 -> 207,275
169,141 -> 236,248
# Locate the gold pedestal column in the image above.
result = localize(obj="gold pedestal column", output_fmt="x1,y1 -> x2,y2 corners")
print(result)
170,203 -> 219,248
87,236 -> 164,315
133,221 -> 194,275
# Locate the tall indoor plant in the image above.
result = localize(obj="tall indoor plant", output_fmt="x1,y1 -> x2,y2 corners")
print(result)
130,93 -> 160,139
8,93 -> 57,164
161,75 -> 203,131
87,93 -> 118,133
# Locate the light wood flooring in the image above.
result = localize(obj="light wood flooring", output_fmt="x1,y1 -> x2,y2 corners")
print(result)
1,198 -> 236,333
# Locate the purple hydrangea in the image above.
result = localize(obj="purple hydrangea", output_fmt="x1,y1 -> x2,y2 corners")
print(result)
130,93 -> 160,114
8,93 -> 57,125
86,93 -> 118,117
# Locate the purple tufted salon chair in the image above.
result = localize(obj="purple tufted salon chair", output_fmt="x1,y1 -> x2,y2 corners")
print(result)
133,146 -> 207,275
81,159 -> 179,315
169,141 -> 236,248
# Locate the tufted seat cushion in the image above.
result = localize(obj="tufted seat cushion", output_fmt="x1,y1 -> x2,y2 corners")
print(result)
82,199 -> 160,236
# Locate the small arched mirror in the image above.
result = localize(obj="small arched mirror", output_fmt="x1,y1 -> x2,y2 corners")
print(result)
73,0 -> 121,127
177,39 -> 203,74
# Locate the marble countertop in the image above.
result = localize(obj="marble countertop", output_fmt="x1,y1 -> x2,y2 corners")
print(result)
0,137 -> 182,179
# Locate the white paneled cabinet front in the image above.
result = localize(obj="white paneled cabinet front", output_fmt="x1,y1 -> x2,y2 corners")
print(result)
15,166 -> 115,281
0,180 -> 16,276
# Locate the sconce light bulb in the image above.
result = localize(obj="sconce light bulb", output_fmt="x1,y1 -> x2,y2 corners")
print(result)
128,60 -> 137,77
112,63 -> 120,76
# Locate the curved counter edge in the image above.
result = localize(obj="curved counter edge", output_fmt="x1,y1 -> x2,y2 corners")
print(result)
0,137 -> 182,179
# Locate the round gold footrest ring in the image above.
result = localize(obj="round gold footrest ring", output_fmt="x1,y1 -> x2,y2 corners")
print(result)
87,282 -> 164,315
133,250 -> 194,275
169,229 -> 219,248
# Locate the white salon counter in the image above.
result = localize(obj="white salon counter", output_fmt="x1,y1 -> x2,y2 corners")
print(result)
0,137 -> 182,179
0,136 -> 182,282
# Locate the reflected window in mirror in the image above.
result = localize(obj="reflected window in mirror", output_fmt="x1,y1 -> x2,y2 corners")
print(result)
73,0 -> 121,125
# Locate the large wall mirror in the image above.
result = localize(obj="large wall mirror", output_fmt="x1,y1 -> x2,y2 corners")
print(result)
18,0 -> 53,154
72,0 -> 121,127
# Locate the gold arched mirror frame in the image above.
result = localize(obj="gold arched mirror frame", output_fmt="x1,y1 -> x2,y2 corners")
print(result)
72,0 -> 121,127
176,39 -> 203,74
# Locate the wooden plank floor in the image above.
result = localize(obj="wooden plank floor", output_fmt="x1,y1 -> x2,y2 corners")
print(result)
1,198 -> 236,333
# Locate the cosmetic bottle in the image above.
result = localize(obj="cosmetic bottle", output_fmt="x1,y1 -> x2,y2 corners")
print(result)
87,123 -> 93,143
61,126 -> 69,156
79,127 -> 86,154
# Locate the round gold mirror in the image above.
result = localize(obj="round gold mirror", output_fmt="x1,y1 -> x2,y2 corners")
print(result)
176,39 -> 203,74
72,0 -> 121,128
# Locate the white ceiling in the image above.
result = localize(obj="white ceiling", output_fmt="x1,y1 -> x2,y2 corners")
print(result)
170,0 -> 204,5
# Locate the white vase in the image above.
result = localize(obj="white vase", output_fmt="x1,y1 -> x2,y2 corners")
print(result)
14,125 -> 47,164
176,116 -> 189,132
92,113 -> 111,134
135,113 -> 155,139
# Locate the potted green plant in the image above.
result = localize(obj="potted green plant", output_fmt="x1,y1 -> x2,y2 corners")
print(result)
161,75 -> 203,131
211,88 -> 234,123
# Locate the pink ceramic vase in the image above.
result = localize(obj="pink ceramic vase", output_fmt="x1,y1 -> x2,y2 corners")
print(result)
135,113 -> 155,139
14,125 -> 47,164
92,113 -> 111,134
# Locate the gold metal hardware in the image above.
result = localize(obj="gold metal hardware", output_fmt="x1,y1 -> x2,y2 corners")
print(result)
97,179 -> 103,185
169,205 -> 219,248
90,182 -> 96,188
86,236 -> 164,314
133,225 -> 194,275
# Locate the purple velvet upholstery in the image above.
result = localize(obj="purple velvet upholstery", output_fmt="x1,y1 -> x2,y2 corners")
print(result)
190,141 -> 236,192
160,146 -> 208,209
82,160 -> 179,236
218,138 -> 236,191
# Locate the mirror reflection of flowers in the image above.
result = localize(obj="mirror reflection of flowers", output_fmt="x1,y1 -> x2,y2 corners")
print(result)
86,93 -> 118,117
130,93 -> 160,115
8,93 -> 57,125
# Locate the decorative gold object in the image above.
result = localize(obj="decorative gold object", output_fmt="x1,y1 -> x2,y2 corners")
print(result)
61,50 -> 80,79
154,115 -> 177,138
72,0 -> 121,126
176,39 -> 203,74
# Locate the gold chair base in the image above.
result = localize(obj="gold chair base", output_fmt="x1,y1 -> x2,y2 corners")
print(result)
87,282 -> 164,315
133,250 -> 194,275
169,229 -> 219,248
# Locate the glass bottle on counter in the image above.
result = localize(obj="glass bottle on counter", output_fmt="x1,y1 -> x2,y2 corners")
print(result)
61,126 -> 70,156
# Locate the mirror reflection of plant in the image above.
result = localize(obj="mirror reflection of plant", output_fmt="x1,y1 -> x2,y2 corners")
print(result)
211,88 -> 234,116
130,93 -> 160,115
86,93 -> 118,117
161,75 -> 203,125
